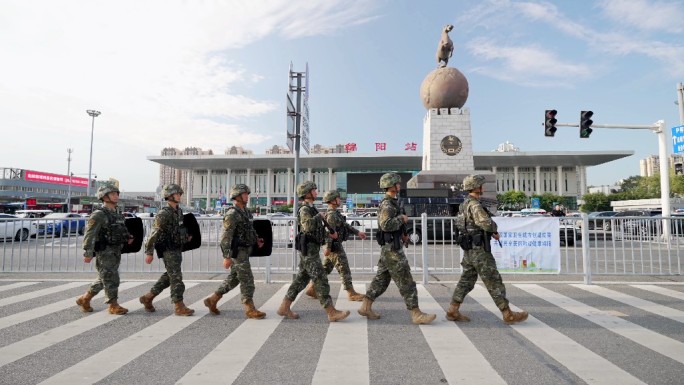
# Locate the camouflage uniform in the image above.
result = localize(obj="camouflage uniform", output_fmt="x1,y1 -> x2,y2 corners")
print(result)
451,195 -> 509,310
215,206 -> 258,303
82,207 -> 130,303
323,209 -> 361,290
365,193 -> 419,310
144,204 -> 187,303
285,202 -> 333,308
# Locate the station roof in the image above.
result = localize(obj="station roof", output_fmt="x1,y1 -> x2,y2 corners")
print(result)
147,150 -> 634,171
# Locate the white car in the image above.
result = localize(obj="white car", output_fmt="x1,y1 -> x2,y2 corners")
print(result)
0,213 -> 37,241
346,212 -> 379,235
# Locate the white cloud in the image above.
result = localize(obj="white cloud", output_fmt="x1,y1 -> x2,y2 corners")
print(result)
467,39 -> 592,87
455,0 -> 684,82
0,0 -> 380,190
599,0 -> 684,33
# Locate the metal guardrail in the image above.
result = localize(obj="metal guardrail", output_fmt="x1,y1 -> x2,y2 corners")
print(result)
1,215 -> 682,281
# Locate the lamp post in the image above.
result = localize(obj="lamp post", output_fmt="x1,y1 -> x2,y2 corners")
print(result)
86,109 -> 101,197
66,149 -> 73,212
677,82 -> 684,125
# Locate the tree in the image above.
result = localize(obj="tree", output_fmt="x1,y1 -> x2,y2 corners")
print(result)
497,190 -> 527,210
531,193 -> 566,212
620,175 -> 643,191
580,192 -> 611,212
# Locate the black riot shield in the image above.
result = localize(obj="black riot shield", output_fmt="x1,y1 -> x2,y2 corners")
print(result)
122,217 -> 144,254
250,219 -> 273,257
181,213 -> 202,252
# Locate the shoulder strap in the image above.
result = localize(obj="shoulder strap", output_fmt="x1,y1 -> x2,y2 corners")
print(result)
95,208 -> 115,226
229,206 -> 250,222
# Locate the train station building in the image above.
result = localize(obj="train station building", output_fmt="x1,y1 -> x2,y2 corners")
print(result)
147,146 -> 633,210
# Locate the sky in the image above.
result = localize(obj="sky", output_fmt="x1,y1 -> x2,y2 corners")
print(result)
2,0 -> 684,192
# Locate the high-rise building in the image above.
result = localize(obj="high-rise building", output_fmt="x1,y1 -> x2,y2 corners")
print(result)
311,144 -> 345,154
640,154 -> 684,176
265,145 -> 291,155
225,146 -> 253,155
158,147 -> 213,197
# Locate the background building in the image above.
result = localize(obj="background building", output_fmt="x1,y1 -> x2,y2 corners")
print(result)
148,147 -> 633,212
159,147 -> 214,197
0,167 -> 158,214
640,154 -> 684,176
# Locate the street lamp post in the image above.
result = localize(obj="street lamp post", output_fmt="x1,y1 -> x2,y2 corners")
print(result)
86,109 -> 101,197
66,149 -> 73,212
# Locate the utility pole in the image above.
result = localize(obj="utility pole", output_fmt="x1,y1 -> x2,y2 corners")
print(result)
86,109 -> 101,197
287,63 -> 308,276
66,149 -> 73,213
677,82 -> 684,125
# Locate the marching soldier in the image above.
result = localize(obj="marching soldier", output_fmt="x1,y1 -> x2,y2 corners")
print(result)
76,182 -> 133,315
139,184 -> 195,316
304,190 -> 366,301
447,174 -> 528,324
358,173 -> 436,325
203,184 -> 266,319
277,181 -> 350,322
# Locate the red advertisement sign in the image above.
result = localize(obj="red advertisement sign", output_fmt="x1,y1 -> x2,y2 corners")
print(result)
24,170 -> 89,187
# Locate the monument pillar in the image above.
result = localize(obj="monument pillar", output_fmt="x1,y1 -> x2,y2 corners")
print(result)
407,24 -> 495,201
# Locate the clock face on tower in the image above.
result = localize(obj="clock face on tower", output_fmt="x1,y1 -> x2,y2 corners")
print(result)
440,135 -> 462,156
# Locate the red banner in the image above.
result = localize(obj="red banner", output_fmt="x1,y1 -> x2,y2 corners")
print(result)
25,170 -> 89,187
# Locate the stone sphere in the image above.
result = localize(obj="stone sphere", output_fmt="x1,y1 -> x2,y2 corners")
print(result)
420,67 -> 469,109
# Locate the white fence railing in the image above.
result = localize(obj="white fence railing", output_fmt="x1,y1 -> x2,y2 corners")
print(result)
1,215 -> 682,281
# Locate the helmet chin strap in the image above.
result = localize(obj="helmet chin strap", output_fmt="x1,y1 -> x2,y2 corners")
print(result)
470,187 -> 483,198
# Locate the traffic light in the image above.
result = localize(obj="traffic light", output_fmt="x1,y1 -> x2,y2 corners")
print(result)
580,110 -> 593,138
544,109 -> 557,137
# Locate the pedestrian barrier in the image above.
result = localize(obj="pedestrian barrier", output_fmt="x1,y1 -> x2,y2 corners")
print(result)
1,215 -> 682,280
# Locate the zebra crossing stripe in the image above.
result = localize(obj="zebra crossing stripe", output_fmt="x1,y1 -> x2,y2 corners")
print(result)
631,284 -> 684,301
38,285 -> 241,385
0,283 -> 198,368
176,284 -> 294,385
0,282 -> 40,293
312,284 -> 369,385
0,281 -> 147,332
571,284 -> 684,324
0,282 -> 87,308
470,285 -> 647,385
515,284 -> 684,366
416,285 -> 506,385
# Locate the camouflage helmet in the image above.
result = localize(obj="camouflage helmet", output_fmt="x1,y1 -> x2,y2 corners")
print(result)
230,184 -> 251,199
379,172 -> 402,189
322,190 -> 340,203
463,174 -> 486,191
296,181 -> 317,199
96,182 -> 120,201
162,183 -> 184,199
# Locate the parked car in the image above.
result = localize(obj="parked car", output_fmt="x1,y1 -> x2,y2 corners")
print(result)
405,218 -> 457,245
585,211 -> 617,230
630,213 -> 684,238
14,209 -> 53,219
559,222 -> 580,246
347,212 -> 379,235
0,214 -> 37,241
35,213 -> 87,236
612,210 -> 661,237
